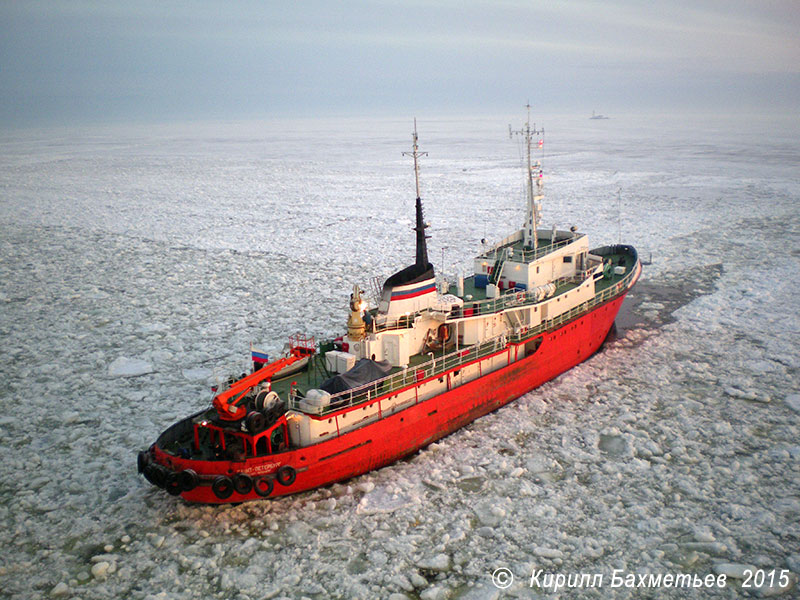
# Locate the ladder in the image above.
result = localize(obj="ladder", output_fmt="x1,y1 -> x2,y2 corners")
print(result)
368,275 -> 384,307
489,258 -> 505,285
312,352 -> 332,381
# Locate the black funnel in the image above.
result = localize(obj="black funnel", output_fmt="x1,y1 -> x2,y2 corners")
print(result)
382,197 -> 434,290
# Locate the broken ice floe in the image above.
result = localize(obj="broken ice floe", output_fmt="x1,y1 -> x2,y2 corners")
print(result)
2,116 -> 799,600
107,356 -> 154,377
785,394 -> 800,413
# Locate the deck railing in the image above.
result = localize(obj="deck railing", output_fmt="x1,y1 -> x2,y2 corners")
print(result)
291,335 -> 508,415
478,235 -> 577,264
372,238 -> 611,334
289,256 -> 639,416
373,273 -> 580,334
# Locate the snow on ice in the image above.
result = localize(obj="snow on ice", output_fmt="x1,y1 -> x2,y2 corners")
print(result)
0,114 -> 798,599
108,357 -> 154,378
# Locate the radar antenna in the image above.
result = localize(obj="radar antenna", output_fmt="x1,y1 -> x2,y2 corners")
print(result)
510,103 -> 545,250
403,118 -> 428,201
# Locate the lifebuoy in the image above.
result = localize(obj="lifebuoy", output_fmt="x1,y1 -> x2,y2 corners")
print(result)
179,469 -> 199,492
276,465 -> 296,486
253,476 -> 274,497
516,292 -> 525,303
232,473 -> 253,495
212,475 -> 234,499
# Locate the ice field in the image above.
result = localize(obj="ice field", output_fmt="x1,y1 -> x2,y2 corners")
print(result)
0,113 -> 798,599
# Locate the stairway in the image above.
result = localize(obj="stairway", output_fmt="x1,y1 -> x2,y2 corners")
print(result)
489,258 -> 505,285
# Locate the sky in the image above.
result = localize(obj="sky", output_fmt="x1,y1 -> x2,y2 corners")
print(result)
0,0 -> 798,127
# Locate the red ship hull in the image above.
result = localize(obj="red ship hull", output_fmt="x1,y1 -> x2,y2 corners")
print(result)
152,289 -> 632,504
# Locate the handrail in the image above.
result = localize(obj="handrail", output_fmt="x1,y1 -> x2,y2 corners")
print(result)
373,313 -> 417,333
373,237 -> 598,334
478,235 -> 577,264
372,272 -> 586,334
289,256 -> 639,417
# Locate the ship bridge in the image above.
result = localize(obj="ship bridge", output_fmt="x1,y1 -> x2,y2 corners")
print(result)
473,227 -> 599,297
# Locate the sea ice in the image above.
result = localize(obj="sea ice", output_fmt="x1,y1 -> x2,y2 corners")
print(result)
713,563 -> 752,580
49,582 -> 69,597
356,486 -> 413,514
1,115 -> 798,600
107,356 -> 153,377
181,367 -> 212,381
785,394 -> 800,413
90,561 -> 110,580
416,553 -> 451,572
532,546 -> 565,559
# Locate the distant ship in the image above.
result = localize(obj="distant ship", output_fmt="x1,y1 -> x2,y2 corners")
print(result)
137,108 -> 641,503
590,111 -> 610,120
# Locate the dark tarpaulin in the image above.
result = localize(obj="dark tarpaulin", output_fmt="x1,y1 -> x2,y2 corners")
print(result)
319,358 -> 392,394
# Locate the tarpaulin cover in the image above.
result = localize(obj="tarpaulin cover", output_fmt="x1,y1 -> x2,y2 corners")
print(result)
320,358 -> 393,394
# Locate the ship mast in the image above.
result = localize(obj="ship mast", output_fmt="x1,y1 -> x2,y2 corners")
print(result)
510,104 -> 544,250
403,118 -> 427,200
403,119 -> 430,270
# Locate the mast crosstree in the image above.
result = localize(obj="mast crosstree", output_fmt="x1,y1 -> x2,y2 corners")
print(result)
403,119 -> 431,271
510,103 -> 545,251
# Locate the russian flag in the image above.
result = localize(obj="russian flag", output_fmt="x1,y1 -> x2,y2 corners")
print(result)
251,344 -> 269,365
390,281 -> 436,301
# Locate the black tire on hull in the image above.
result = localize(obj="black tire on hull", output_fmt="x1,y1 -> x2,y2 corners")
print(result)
253,476 -> 273,497
232,473 -> 253,495
143,464 -> 158,486
137,451 -> 150,474
144,464 -> 167,488
212,475 -> 234,500
276,465 -> 296,486
179,469 -> 199,492
165,471 -> 182,496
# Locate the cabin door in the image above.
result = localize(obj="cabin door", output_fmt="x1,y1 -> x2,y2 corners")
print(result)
383,336 -> 399,365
